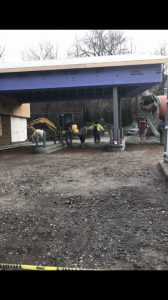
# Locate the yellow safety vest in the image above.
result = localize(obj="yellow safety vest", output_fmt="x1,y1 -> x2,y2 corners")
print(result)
71,124 -> 79,134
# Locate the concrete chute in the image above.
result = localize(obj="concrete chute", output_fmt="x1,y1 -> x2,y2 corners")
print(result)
140,95 -> 167,136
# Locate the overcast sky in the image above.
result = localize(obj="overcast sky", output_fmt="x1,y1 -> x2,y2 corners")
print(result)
0,30 -> 168,63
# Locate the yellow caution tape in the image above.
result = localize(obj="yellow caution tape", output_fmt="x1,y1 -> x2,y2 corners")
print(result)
0,263 -> 100,271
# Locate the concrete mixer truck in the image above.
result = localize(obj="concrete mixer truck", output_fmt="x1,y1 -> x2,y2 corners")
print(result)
139,94 -> 167,143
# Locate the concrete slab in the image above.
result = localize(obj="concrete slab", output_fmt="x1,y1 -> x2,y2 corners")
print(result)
158,161 -> 168,180
105,141 -> 126,152
33,144 -> 67,154
0,135 -> 162,153
0,142 -> 32,151
125,135 -> 161,145
0,141 -> 67,153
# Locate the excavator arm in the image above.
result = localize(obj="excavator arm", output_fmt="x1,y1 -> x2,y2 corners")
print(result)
27,124 -> 36,133
27,117 -> 60,144
27,117 -> 58,132
27,114 -> 77,143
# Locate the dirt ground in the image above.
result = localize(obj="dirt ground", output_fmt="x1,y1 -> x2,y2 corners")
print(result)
0,141 -> 168,270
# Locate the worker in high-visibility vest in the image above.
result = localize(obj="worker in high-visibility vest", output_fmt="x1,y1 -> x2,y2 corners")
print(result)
88,121 -> 104,143
65,122 -> 79,146
71,122 -> 79,134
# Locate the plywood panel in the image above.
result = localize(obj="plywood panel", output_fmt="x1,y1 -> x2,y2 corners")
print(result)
10,117 -> 27,142
12,103 -> 30,118
0,102 -> 30,118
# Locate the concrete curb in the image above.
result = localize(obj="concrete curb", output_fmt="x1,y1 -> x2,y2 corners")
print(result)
33,144 -> 67,154
158,161 -> 168,180
0,142 -> 32,151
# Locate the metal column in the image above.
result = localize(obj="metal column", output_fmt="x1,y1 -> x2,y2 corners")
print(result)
118,98 -> 124,139
43,131 -> 46,148
113,87 -> 119,142
106,87 -> 125,152
118,98 -> 121,129
164,76 -> 168,162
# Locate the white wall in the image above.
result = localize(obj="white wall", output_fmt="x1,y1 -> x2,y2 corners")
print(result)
11,117 -> 27,142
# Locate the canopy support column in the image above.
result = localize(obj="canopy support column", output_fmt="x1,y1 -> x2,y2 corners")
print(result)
113,87 -> 119,141
163,78 -> 168,162
106,87 -> 125,152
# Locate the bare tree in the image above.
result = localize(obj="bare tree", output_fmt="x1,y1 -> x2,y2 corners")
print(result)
153,43 -> 168,95
154,42 -> 168,57
128,38 -> 136,54
67,30 -> 131,58
0,44 -> 5,60
21,40 -> 58,61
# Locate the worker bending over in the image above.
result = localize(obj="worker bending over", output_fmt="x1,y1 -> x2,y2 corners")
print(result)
31,129 -> 46,143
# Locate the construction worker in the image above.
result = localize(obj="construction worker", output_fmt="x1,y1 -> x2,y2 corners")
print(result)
31,129 -> 46,143
138,117 -> 149,140
71,122 -> 79,135
88,120 -> 104,143
78,126 -> 87,145
65,121 -> 79,147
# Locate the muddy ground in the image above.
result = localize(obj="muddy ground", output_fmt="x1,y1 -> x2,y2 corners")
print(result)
0,142 -> 168,270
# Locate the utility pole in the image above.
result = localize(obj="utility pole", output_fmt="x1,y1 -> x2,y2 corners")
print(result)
164,67 -> 168,162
